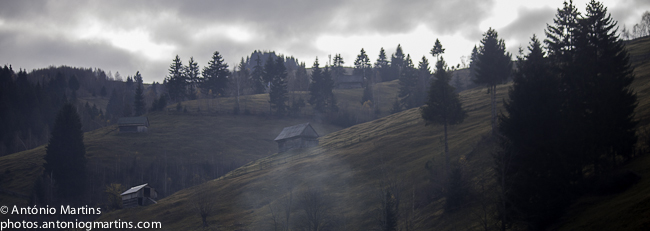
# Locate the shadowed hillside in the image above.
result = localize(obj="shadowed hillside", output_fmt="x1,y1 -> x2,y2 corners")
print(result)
0,113 -> 343,209
97,36 -> 650,230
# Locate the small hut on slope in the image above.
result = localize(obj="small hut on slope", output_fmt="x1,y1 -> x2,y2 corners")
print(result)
274,123 -> 319,152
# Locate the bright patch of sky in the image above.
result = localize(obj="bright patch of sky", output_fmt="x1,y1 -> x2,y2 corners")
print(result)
316,24 -> 475,69
74,20 -> 175,61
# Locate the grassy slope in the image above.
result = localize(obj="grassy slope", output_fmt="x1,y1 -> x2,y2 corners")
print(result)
99,37 -> 650,231
0,113 -> 343,206
0,76 -> 400,208
172,80 -> 400,118
97,81 -> 506,230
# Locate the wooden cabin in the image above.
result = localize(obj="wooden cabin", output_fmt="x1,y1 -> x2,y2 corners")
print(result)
121,183 -> 157,208
117,117 -> 149,133
274,123 -> 319,152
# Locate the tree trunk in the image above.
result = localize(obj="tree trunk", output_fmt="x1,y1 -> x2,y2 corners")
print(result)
444,121 -> 449,174
491,84 -> 497,135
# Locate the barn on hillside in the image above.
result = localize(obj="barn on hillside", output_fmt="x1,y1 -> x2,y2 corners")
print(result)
274,123 -> 319,152
117,117 -> 149,133
121,183 -> 157,208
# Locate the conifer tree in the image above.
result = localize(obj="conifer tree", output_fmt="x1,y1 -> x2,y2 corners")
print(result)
44,103 -> 86,203
388,45 -> 406,82
263,55 -> 276,91
473,28 -> 512,135
398,55 -> 421,109
354,48 -> 371,84
421,54 -> 466,172
269,56 -> 288,115
498,36 -> 565,229
166,55 -> 187,102
332,54 -> 345,81
133,71 -> 146,116
309,58 -> 336,114
418,56 -> 431,101
577,0 -> 637,171
202,51 -> 230,98
294,62 -> 309,92
251,55 -> 266,94
185,57 -> 200,100
375,47 -> 390,82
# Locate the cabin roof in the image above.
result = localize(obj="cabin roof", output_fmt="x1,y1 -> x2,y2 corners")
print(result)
274,123 -> 319,141
117,117 -> 149,126
121,183 -> 149,196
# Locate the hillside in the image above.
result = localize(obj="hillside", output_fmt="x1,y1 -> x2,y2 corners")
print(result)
170,79 -> 401,120
97,81 -> 507,230
0,113 -> 343,208
98,36 -> 650,230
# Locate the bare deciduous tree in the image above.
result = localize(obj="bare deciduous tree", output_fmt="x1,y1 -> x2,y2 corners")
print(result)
191,187 -> 217,228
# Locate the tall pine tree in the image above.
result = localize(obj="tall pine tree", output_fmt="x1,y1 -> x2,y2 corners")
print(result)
421,54 -> 467,171
498,36 -> 566,229
133,71 -> 146,116
166,55 -> 186,102
309,58 -> 336,114
473,28 -> 512,135
269,56 -> 288,115
251,55 -> 266,94
186,57 -> 200,100
202,51 -> 230,98
44,103 -> 86,203
398,55 -> 421,109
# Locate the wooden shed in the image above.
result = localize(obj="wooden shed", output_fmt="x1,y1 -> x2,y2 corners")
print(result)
117,117 -> 149,133
121,183 -> 158,208
274,123 -> 319,152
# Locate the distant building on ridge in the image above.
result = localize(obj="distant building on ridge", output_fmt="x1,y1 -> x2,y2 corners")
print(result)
117,117 -> 149,133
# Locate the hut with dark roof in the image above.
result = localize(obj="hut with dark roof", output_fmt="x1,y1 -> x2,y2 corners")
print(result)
274,123 -> 319,152
117,117 -> 149,133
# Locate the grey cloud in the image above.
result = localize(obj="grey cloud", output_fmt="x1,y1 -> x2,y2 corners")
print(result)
0,26 -> 150,79
499,7 -> 556,53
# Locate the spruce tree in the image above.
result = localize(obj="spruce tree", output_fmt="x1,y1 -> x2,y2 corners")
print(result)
418,56 -> 431,102
44,103 -> 86,203
186,57 -> 200,100
263,55 -> 276,91
133,71 -> 146,116
388,44 -> 406,82
309,58 -> 336,114
165,55 -> 186,102
398,55 -> 421,109
332,53 -> 345,81
269,56 -> 288,115
421,55 -> 467,171
354,48 -> 371,84
295,62 -> 309,91
202,51 -> 230,98
498,36 -> 566,229
577,0 -> 637,171
251,55 -> 266,94
375,47 -> 390,82
473,28 -> 512,135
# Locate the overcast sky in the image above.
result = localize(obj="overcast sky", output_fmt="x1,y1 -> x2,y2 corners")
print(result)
0,0 -> 648,83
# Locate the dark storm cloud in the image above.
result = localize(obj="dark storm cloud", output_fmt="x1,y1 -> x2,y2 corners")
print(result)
0,0 -> 497,82
499,7 -> 556,53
